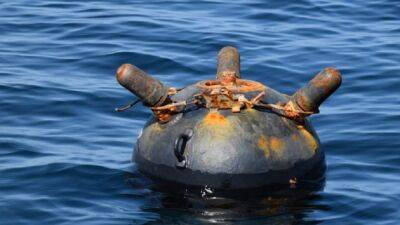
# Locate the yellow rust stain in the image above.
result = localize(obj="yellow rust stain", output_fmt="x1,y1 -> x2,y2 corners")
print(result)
269,137 -> 285,153
297,125 -> 318,153
246,108 -> 256,114
258,135 -> 286,158
202,112 -> 228,127
270,137 -> 285,157
258,135 -> 270,157
291,134 -> 300,142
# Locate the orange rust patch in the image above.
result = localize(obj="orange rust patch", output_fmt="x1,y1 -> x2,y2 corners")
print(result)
258,136 -> 270,157
270,137 -> 285,158
202,112 -> 228,127
246,108 -> 257,114
198,111 -> 233,141
258,135 -> 286,158
298,126 -> 318,153
291,134 -> 300,142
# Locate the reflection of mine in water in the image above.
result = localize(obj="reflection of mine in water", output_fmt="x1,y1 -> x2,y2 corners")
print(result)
138,178 -> 325,225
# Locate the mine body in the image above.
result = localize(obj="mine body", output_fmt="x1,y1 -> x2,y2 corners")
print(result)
116,46 -> 341,189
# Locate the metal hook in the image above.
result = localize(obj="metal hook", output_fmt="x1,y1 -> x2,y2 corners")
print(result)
115,99 -> 141,112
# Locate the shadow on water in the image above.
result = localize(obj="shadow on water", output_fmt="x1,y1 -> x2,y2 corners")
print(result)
126,172 -> 326,225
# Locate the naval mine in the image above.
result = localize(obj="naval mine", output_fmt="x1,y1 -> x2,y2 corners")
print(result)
115,46 -> 342,189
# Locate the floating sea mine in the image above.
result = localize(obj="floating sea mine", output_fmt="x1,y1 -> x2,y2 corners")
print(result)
116,46 -> 342,189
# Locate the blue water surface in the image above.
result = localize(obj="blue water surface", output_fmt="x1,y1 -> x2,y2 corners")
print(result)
1,0 -> 399,224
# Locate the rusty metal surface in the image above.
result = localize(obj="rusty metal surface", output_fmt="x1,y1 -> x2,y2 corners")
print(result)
292,67 -> 342,112
151,101 -> 186,123
216,46 -> 241,80
254,100 -> 314,122
194,79 -> 266,112
147,78 -> 267,121
197,79 -> 265,93
116,63 -> 170,107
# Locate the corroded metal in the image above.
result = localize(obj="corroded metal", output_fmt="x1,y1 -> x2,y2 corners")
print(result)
197,79 -> 265,93
254,100 -> 314,121
292,67 -> 342,113
116,63 -> 170,106
151,101 -> 186,123
195,78 -> 266,112
217,46 -> 241,81
115,46 -> 342,189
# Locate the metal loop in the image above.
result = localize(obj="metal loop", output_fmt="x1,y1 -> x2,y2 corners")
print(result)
173,129 -> 193,169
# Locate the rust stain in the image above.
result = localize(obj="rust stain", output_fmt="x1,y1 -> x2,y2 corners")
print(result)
202,112 -> 228,127
291,134 -> 300,142
198,111 -> 234,141
258,135 -> 270,157
283,100 -> 302,119
270,137 -> 285,158
219,71 -> 237,85
298,126 -> 318,153
196,79 -> 265,93
151,101 -> 186,123
246,108 -> 258,116
258,135 -> 286,158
